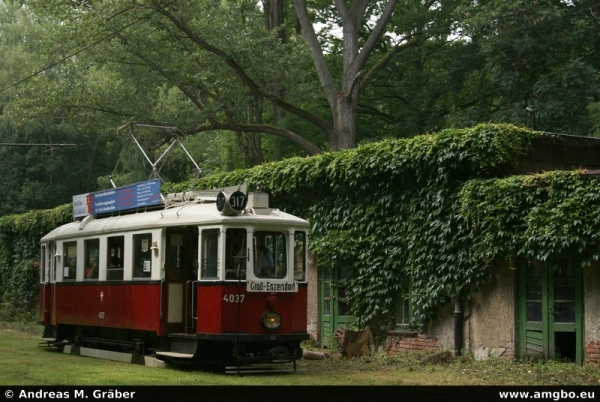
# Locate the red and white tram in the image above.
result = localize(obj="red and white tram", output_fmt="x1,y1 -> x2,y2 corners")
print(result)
39,184 -> 309,369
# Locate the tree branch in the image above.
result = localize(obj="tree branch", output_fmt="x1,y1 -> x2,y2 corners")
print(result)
351,0 -> 398,75
63,104 -> 135,118
151,0 -> 334,136
358,32 -> 423,97
293,0 -> 337,109
349,0 -> 370,25
189,121 -> 323,155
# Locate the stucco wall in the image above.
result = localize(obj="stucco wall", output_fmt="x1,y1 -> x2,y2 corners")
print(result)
584,264 -> 600,364
427,262 -> 516,359
584,264 -> 600,341
427,303 -> 454,351
306,251 -> 318,341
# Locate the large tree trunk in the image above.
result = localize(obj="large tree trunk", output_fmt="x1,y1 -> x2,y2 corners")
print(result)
263,0 -> 286,158
332,94 -> 357,151
293,0 -> 398,150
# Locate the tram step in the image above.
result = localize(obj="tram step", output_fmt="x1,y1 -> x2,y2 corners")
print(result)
225,364 -> 299,374
155,351 -> 195,359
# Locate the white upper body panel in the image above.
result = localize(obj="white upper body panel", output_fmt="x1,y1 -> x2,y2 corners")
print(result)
41,202 -> 309,242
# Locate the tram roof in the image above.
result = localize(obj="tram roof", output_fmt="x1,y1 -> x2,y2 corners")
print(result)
41,202 -> 308,242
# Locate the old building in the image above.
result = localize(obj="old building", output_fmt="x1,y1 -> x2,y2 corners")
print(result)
308,133 -> 600,364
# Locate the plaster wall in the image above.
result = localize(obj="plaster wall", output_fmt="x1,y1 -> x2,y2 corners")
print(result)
584,264 -> 600,342
306,251 -> 319,341
428,262 -> 516,359
583,263 -> 600,364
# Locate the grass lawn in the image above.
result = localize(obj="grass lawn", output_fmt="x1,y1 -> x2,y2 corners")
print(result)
2,323 -> 600,386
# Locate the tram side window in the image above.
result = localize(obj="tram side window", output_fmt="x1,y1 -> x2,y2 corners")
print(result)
201,229 -> 219,279
84,239 -> 100,280
254,231 -> 286,279
133,233 -> 152,278
225,228 -> 246,280
40,245 -> 46,283
294,232 -> 306,281
63,241 -> 77,280
107,236 -> 124,281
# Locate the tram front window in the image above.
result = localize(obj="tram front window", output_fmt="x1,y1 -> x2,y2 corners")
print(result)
294,232 -> 306,281
201,229 -> 219,279
254,231 -> 286,279
225,228 -> 246,280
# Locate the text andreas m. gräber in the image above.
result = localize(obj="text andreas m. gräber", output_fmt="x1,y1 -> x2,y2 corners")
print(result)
13,389 -> 135,399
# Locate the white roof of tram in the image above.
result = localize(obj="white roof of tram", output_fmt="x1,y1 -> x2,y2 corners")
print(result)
41,202 -> 309,242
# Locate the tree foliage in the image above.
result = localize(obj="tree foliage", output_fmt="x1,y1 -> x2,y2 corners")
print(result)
1,0 -> 599,212
452,0 -> 600,135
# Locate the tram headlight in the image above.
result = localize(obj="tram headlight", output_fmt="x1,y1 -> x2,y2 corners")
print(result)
261,311 -> 282,330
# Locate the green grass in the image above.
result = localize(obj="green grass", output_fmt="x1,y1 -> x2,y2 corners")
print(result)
2,325 -> 600,385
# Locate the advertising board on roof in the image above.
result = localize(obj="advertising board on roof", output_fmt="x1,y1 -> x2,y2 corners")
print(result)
72,179 -> 162,218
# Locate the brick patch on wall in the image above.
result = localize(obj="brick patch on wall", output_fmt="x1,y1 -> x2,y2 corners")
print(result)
385,330 -> 439,354
585,341 -> 600,364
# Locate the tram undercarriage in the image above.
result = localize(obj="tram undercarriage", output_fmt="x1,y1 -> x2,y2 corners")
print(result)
41,324 -> 306,371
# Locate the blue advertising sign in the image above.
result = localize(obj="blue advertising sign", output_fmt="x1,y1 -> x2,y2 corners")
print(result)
73,179 -> 162,218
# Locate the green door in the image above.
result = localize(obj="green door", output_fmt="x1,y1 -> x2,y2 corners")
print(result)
319,266 -> 354,348
519,255 -> 583,363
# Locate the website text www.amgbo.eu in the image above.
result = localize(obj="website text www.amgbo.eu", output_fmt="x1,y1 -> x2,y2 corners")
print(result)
499,390 -> 595,401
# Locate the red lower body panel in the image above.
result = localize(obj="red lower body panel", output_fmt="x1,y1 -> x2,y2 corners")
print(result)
49,282 -> 162,334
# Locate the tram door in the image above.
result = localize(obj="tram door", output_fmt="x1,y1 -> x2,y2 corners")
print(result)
518,255 -> 583,363
164,226 -> 198,334
319,266 -> 354,348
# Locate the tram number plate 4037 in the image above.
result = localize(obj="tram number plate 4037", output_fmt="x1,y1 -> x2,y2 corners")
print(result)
223,294 -> 245,303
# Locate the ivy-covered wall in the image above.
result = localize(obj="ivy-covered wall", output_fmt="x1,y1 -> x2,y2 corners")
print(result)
0,204 -> 71,318
2,124 -> 599,342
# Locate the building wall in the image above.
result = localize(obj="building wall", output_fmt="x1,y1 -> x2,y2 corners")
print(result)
461,262 -> 516,360
583,264 -> 600,364
387,262 -> 517,359
318,257 -> 600,362
306,251 -> 319,342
